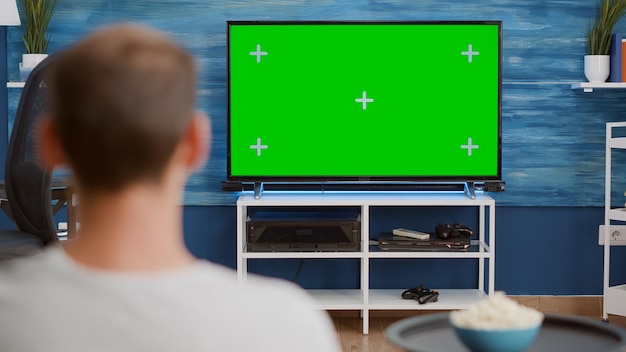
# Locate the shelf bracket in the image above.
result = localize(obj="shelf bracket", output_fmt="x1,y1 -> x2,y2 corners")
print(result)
253,182 -> 264,199
464,182 -> 476,199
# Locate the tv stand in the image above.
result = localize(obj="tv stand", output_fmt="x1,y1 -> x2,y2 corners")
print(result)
236,192 -> 495,334
464,182 -> 476,199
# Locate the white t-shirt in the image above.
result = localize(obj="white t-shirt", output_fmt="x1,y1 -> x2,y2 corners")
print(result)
0,246 -> 340,352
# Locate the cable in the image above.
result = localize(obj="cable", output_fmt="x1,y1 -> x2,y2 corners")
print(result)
292,259 -> 304,283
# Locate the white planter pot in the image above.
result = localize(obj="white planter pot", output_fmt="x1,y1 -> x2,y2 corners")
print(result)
584,55 -> 610,83
19,53 -> 48,81
22,53 -> 48,69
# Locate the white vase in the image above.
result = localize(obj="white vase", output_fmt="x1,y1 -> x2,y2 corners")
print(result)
584,55 -> 610,83
19,53 -> 48,81
21,53 -> 48,69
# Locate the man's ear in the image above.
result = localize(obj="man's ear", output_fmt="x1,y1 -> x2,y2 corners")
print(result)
183,111 -> 211,171
38,117 -> 67,170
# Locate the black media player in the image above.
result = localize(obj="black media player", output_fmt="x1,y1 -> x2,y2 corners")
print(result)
246,210 -> 360,252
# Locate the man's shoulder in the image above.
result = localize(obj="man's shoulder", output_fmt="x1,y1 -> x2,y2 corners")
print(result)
0,248 -> 68,312
0,247 -> 59,279
0,254 -> 341,352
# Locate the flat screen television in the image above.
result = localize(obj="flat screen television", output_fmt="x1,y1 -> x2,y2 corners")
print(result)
226,21 -> 502,194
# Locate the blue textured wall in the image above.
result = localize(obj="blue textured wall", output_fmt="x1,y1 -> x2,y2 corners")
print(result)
4,0 -> 626,295
6,0 -> 626,206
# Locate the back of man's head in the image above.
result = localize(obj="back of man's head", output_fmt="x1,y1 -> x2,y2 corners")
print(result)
49,24 -> 196,194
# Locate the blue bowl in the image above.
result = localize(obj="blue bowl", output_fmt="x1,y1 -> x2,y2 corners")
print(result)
451,323 -> 541,352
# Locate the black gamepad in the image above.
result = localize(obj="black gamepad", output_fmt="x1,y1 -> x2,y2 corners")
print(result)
435,222 -> 473,239
417,290 -> 439,304
401,285 -> 439,304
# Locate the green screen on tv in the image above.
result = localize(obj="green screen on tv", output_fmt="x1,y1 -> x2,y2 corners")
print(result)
227,21 -> 501,182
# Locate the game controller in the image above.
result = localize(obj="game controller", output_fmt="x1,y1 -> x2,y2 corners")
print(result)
401,285 -> 439,304
435,222 -> 473,239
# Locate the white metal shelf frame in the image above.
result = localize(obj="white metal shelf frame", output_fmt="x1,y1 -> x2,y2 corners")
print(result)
236,191 -> 495,334
603,122 -> 626,320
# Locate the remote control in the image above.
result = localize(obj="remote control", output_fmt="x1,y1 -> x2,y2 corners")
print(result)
392,228 -> 430,240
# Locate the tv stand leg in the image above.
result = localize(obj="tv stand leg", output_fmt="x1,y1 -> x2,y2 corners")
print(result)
254,182 -> 264,199
464,182 -> 476,199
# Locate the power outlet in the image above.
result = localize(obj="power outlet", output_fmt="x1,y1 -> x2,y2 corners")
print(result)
57,222 -> 68,241
598,225 -> 626,245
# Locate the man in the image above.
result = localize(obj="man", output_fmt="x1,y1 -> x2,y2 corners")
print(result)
0,24 -> 340,351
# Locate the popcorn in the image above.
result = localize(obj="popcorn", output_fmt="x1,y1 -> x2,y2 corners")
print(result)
450,292 -> 544,330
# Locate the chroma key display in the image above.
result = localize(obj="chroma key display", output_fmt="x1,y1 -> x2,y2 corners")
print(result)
227,21 -> 502,183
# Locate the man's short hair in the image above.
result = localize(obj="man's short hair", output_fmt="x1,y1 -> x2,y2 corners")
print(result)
49,24 -> 197,193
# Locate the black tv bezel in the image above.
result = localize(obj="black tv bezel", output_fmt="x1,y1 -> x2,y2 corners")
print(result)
226,20 -> 503,185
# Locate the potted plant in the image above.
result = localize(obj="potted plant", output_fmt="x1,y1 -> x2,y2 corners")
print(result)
586,0 -> 626,83
18,0 -> 57,80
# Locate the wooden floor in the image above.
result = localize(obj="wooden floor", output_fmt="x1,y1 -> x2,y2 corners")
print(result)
329,296 -> 626,352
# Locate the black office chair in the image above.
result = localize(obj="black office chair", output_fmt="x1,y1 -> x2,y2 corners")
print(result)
0,55 -> 58,260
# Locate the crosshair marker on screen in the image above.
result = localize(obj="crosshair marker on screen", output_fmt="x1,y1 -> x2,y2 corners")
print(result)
461,137 -> 479,156
250,138 -> 268,156
250,44 -> 268,63
355,91 -> 374,110
461,44 -> 479,62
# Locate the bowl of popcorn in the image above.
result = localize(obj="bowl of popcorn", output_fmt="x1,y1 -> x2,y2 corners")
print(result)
449,292 -> 544,352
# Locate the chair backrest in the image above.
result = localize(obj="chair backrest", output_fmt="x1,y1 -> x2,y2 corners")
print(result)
5,56 -> 58,245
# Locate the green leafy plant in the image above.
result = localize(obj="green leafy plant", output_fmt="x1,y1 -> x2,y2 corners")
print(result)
20,0 -> 58,54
